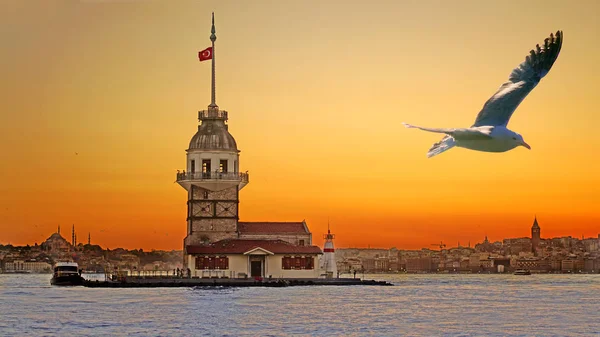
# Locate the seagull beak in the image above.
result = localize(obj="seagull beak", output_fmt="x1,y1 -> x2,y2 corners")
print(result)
522,141 -> 531,150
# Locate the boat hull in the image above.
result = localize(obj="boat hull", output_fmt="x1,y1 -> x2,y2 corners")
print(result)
51,274 -> 84,286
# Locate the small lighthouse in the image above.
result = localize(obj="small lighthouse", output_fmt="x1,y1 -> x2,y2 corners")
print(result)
322,223 -> 337,278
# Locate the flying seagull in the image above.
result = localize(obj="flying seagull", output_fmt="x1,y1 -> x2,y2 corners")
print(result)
403,30 -> 563,158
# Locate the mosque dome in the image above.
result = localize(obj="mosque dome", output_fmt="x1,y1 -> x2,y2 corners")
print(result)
45,232 -> 69,244
188,121 -> 238,152
49,233 -> 64,240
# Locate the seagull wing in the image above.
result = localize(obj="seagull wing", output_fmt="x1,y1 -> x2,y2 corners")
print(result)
472,31 -> 563,127
403,122 -> 493,139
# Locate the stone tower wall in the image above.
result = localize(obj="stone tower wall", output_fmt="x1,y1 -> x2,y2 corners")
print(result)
184,185 -> 239,246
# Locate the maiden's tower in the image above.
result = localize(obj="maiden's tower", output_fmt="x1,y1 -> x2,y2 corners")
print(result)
176,14 -> 322,279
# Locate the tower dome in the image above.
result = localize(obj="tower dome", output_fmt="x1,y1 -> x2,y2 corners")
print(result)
188,120 -> 238,152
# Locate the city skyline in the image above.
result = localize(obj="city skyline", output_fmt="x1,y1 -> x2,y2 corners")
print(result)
2,217 -> 598,253
4,215 -> 598,276
1,0 -> 599,250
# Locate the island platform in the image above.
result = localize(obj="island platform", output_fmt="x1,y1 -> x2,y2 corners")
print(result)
82,275 -> 392,288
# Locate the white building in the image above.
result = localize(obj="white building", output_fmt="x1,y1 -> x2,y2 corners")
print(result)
4,260 -> 52,273
187,239 -> 322,279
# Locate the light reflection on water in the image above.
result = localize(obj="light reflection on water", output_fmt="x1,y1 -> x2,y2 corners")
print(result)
1,274 -> 599,336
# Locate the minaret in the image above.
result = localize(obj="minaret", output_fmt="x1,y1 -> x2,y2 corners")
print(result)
88,232 -> 91,245
177,13 -> 249,254
531,216 -> 541,254
72,225 -> 75,247
58,225 -> 60,235
322,222 -> 337,279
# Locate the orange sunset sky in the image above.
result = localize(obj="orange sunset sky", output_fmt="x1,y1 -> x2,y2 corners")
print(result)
1,0 -> 599,250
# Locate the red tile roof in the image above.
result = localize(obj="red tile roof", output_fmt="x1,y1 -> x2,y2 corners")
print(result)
187,239 -> 322,255
238,221 -> 309,234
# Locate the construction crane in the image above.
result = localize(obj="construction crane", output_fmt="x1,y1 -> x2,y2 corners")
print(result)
431,241 -> 446,250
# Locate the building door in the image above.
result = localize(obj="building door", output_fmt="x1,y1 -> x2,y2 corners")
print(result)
250,261 -> 262,277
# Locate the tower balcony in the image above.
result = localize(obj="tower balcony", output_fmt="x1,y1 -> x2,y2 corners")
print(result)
176,171 -> 249,191
199,109 -> 228,121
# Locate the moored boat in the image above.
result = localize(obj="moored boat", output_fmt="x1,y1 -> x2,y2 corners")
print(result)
513,269 -> 531,275
51,262 -> 84,286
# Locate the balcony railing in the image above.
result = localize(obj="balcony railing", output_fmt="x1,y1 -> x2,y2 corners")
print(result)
176,171 -> 249,183
198,109 -> 228,121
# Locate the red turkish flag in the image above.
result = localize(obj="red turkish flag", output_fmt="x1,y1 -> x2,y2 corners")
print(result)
198,47 -> 212,61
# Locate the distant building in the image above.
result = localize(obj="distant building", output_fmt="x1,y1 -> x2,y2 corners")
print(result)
3,259 -> 52,273
491,257 -> 511,270
336,257 -> 362,273
362,258 -> 376,272
475,235 -> 495,252
515,258 -> 549,272
406,257 -> 432,273
375,257 -> 390,272
583,258 -> 596,273
40,227 -> 71,253
503,238 -> 532,255
469,252 -> 489,271
531,216 -> 541,254
117,254 -> 141,269
561,259 -> 576,273
361,256 -> 390,273
550,259 -> 562,271
582,238 -> 599,252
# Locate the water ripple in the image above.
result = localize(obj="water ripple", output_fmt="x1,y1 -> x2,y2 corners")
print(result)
1,274 -> 599,336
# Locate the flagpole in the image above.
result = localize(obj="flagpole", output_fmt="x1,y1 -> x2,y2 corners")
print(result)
210,12 -> 217,109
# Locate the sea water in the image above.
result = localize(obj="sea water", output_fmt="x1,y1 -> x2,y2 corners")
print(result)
1,274 -> 599,336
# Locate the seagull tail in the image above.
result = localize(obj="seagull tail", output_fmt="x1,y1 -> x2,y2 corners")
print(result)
427,136 -> 456,158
